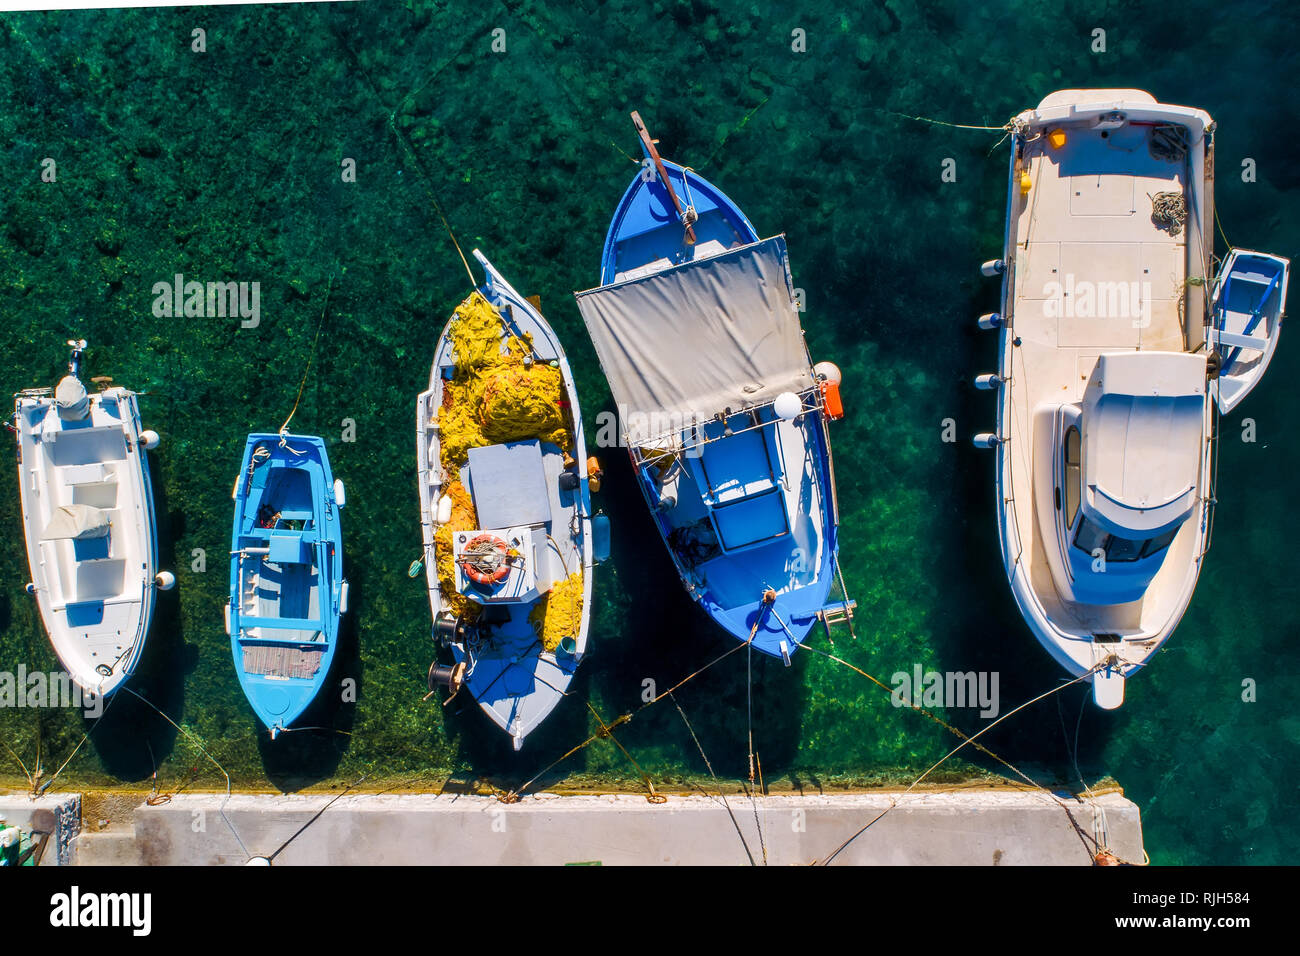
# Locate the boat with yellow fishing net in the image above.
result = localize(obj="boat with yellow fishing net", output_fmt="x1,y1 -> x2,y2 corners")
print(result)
416,250 -> 607,750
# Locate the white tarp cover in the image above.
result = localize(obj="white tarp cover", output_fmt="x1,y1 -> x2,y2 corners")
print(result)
43,504 -> 110,541
576,236 -> 813,440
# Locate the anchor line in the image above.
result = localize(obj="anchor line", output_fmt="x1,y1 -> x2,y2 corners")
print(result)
120,686 -> 251,861
669,692 -> 756,866
865,105 -> 1012,133
278,274 -> 333,444
329,25 -> 476,289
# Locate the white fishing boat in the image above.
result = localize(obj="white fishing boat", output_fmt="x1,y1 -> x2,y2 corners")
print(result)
975,90 -> 1287,708
14,340 -> 174,697
416,251 -> 606,750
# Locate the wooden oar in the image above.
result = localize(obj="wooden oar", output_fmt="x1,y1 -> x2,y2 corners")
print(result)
631,110 -> 697,245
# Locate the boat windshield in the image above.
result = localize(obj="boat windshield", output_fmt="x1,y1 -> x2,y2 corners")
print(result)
1063,425 -> 1081,528
1073,517 -> 1179,563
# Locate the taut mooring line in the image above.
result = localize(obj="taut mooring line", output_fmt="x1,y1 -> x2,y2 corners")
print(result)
816,661 -> 1104,866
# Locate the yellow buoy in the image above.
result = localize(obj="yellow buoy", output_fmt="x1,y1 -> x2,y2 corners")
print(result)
1048,128 -> 1067,150
1020,171 -> 1032,194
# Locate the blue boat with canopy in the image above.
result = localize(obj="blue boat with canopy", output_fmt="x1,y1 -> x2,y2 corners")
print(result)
227,433 -> 347,738
575,113 -> 855,661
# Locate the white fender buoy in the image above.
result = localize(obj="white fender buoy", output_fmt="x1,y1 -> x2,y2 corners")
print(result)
25,582 -> 35,595
981,259 -> 1005,277
436,494 -> 453,525
972,433 -> 1002,449
333,478 -> 346,508
978,312 -> 1002,330
245,856 -> 272,866
773,391 -> 803,420
224,602 -> 231,636
140,429 -> 160,450
155,570 -> 175,591
813,361 -> 842,386
339,579 -> 350,615
974,373 -> 1003,391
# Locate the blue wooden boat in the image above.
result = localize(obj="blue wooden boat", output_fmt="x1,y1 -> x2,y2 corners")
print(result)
575,113 -> 854,661
226,433 -> 347,738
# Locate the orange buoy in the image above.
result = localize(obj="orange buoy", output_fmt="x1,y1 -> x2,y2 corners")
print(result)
820,380 -> 844,420
587,456 -> 603,493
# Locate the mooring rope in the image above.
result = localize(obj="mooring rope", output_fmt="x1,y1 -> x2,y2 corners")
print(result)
120,686 -> 251,860
32,692 -> 118,797
669,692 -> 756,866
817,661 -> 1106,865
503,639 -> 749,802
278,274 -> 333,445
263,772 -> 369,864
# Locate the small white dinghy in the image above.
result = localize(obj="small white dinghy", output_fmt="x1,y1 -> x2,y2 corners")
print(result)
14,340 -> 173,696
1209,249 -> 1289,414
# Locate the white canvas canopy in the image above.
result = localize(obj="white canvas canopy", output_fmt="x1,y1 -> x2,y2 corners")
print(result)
42,504 -> 111,541
575,236 -> 814,442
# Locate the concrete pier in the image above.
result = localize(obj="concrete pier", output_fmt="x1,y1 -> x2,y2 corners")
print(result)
0,792 -> 82,866
60,790 -> 1144,865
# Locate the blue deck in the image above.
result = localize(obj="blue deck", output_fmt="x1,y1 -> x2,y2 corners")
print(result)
600,160 -> 758,284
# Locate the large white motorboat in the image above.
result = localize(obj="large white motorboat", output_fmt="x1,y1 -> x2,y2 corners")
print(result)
975,90 -> 1288,708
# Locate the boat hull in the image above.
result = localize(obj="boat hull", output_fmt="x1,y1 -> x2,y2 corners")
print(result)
417,251 -> 593,750
228,433 -> 345,738
989,90 -> 1217,706
600,163 -> 841,659
15,385 -> 160,697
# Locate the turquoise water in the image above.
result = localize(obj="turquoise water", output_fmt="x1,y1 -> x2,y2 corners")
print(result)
0,1 -> 1296,864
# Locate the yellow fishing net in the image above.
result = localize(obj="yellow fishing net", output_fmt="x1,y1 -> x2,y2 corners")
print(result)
433,480 -> 481,620
529,571 -> 584,653
434,292 -> 576,621
438,292 -> 571,472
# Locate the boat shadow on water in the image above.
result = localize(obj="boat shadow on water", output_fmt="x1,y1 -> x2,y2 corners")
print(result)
941,338 -> 1114,786
90,453 -> 186,781
258,568 -> 361,792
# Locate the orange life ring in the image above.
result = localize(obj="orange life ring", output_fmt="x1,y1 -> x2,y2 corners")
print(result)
458,533 -> 514,586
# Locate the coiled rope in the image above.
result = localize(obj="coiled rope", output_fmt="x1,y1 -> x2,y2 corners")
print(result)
1150,191 -> 1187,237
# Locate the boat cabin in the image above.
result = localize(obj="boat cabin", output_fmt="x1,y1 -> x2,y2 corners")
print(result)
1041,351 -> 1206,605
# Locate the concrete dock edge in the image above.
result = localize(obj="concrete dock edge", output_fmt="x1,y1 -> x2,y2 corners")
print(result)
53,790 -> 1143,865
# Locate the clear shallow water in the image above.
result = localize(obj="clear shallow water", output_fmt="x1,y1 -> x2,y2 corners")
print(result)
0,0 -> 1295,864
